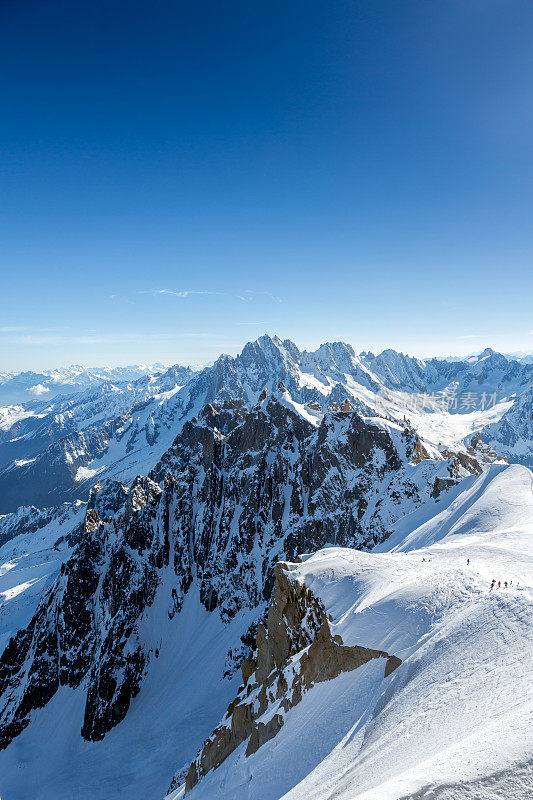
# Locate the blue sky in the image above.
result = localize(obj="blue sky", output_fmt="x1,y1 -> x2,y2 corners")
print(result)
1,0 -> 532,370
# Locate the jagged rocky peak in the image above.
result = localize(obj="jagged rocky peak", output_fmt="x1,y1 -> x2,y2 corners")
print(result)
152,399 -> 248,480
370,349 -> 427,391
469,347 -> 508,367
2,334 -> 531,516
301,340 -> 356,373
327,397 -> 355,412
88,479 -> 130,518
182,561 -> 401,794
238,335 -> 298,373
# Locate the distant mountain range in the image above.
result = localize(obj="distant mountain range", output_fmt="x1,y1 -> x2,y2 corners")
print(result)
1,346 -> 531,406
0,363 -> 171,406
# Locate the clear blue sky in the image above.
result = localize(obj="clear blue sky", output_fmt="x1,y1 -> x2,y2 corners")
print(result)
1,0 -> 532,370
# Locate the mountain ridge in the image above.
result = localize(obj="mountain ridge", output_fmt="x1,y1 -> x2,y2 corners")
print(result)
0,335 -> 531,515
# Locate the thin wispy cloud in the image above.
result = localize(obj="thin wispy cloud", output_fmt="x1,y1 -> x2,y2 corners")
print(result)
138,289 -> 233,299
136,288 -> 282,303
458,334 -> 482,340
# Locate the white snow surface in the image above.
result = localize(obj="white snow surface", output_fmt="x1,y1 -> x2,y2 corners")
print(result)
174,463 -> 533,800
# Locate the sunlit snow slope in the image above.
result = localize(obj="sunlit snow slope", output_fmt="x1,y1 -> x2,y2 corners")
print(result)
175,463 -> 533,800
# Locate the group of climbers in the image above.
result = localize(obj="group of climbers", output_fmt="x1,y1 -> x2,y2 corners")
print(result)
418,557 -> 519,591
490,579 -> 516,590
465,558 -> 518,591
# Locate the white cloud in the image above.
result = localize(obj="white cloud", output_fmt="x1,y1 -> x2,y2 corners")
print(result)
27,383 -> 50,396
458,334 -> 482,340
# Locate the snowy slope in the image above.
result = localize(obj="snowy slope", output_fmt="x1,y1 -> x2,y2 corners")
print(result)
175,463 -> 533,800
480,386 -> 533,467
0,396 -> 468,761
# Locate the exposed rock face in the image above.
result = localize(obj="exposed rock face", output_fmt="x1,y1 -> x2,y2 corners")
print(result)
0,396 -> 470,752
254,563 -> 326,684
184,562 -> 401,793
431,477 -> 458,499
0,476 -> 164,749
409,435 -> 432,465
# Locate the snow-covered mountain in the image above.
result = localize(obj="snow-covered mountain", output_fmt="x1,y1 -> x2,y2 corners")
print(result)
0,336 -> 531,800
0,363 -> 173,406
480,385 -> 533,467
0,336 -> 531,515
0,364 -> 196,512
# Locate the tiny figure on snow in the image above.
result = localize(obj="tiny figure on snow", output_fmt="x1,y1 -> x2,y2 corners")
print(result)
498,580 -> 501,588
504,581 -> 508,588
490,580 -> 495,590
466,558 -> 470,565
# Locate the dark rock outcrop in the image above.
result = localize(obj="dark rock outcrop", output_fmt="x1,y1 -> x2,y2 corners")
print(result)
184,562 -> 401,793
